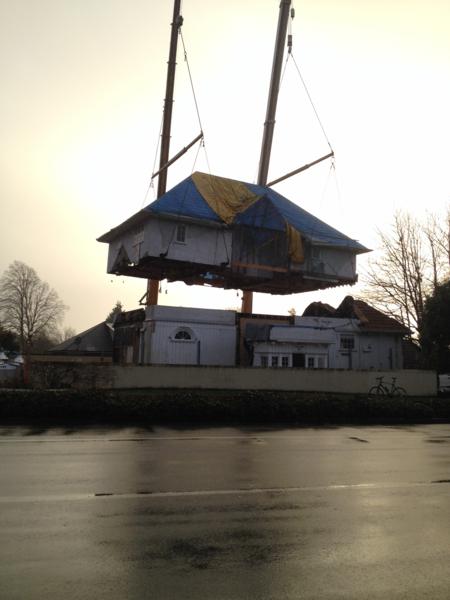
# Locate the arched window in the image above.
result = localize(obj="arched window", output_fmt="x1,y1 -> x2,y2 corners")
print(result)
174,329 -> 192,340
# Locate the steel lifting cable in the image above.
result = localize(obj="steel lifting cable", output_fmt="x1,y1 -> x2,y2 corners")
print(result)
179,28 -> 216,181
180,29 -> 204,137
290,52 -> 333,154
141,115 -> 164,207
282,4 -> 333,154
160,28 -> 224,263
141,23 -> 206,209
280,13 -> 352,248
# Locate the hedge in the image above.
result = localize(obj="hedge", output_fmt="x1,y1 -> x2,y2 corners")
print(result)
0,388 -> 449,424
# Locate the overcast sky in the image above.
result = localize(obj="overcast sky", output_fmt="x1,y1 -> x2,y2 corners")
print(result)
1,0 -> 449,332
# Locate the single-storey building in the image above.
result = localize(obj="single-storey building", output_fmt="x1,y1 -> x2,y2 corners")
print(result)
249,296 -> 408,370
48,322 -> 114,361
51,296 -> 409,371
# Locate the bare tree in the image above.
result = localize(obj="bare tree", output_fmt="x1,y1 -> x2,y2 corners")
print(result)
362,211 -> 449,340
61,326 -> 77,341
423,210 -> 450,287
0,261 -> 67,351
52,326 -> 77,345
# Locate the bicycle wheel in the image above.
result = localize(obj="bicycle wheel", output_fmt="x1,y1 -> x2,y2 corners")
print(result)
392,387 -> 407,397
368,385 -> 385,399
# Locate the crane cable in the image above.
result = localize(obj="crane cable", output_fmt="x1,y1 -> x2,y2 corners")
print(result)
280,5 -> 334,155
180,29 -> 204,137
289,51 -> 334,155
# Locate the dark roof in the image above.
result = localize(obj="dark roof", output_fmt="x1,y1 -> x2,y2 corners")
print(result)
303,296 -> 409,334
114,309 -> 145,326
336,297 -> 409,334
244,323 -> 273,341
302,301 -> 336,317
49,322 -> 113,355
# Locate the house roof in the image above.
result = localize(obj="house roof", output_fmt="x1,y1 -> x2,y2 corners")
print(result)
302,301 -> 336,318
303,296 -> 409,334
99,172 -> 369,254
114,308 -> 145,326
344,299 -> 410,334
49,322 -> 113,355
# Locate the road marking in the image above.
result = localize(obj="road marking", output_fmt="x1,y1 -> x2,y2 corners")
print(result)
0,480 -> 448,504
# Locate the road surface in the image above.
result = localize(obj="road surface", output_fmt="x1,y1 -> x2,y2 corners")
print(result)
1,423 -> 450,599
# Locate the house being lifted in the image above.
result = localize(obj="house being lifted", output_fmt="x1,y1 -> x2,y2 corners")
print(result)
98,171 -> 368,295
98,2 -> 368,307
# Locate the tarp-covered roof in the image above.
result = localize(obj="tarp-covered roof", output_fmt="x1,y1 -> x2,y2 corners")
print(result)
145,172 -> 368,253
148,175 -> 222,224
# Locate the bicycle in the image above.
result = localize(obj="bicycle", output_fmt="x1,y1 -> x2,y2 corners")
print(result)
368,376 -> 407,398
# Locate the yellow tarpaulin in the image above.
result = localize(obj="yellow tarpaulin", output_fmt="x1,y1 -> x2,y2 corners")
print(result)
286,223 -> 304,263
192,172 -> 259,224
193,171 -> 304,263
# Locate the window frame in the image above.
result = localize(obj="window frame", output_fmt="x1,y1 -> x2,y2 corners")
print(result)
340,334 -> 355,351
305,354 -> 328,369
172,327 -> 195,342
175,224 -> 187,244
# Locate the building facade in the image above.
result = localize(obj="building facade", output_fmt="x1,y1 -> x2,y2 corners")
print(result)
50,297 -> 408,371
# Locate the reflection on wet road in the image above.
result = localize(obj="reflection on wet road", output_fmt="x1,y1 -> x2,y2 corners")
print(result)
1,424 -> 450,599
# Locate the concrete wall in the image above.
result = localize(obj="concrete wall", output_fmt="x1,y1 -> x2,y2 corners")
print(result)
28,359 -> 437,395
110,365 -> 436,396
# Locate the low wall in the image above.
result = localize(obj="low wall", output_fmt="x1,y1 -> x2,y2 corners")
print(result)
112,366 -> 436,396
28,360 -> 437,396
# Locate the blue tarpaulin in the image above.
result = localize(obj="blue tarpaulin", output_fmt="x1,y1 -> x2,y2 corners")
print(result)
143,172 -> 367,253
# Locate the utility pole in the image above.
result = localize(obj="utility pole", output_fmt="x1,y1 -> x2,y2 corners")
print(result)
241,0 -> 292,314
147,0 -> 183,306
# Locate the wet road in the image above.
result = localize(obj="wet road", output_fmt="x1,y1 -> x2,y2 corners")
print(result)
1,423 -> 450,599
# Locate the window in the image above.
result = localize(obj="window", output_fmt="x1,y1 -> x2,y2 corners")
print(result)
174,329 -> 192,340
340,335 -> 355,351
271,356 -> 279,367
176,224 -> 186,243
305,354 -> 328,369
281,356 -> 289,368
260,356 -> 268,368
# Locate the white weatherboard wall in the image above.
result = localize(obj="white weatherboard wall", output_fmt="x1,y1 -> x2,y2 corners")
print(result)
253,317 -> 360,369
285,316 -> 404,371
357,333 -> 403,370
144,305 -> 236,366
107,217 -> 231,273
